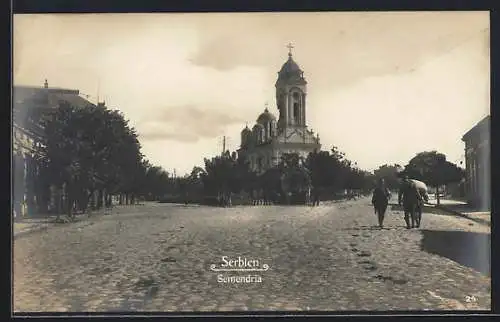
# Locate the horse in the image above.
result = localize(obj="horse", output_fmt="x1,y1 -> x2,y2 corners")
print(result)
398,180 -> 425,228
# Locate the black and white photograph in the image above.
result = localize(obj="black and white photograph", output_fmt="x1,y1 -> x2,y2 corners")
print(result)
12,11 -> 491,312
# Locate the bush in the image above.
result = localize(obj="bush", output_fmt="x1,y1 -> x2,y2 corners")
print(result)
230,194 -> 253,206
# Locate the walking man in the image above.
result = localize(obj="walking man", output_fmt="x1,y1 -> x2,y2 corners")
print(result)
372,178 -> 391,228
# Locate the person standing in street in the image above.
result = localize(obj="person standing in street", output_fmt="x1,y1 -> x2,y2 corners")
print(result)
399,176 -> 424,228
372,178 -> 391,228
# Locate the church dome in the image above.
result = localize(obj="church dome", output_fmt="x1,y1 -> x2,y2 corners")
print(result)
252,123 -> 264,130
256,108 -> 276,125
279,56 -> 302,75
277,52 -> 306,84
241,124 -> 251,135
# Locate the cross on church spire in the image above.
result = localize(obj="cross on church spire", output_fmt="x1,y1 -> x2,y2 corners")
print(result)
264,101 -> 269,112
287,42 -> 294,57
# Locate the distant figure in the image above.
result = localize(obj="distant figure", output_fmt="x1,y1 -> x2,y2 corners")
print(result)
305,186 -> 312,206
311,186 -> 320,206
399,176 -> 424,229
372,178 -> 391,228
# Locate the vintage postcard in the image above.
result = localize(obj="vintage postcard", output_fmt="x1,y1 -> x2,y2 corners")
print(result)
13,12 -> 490,313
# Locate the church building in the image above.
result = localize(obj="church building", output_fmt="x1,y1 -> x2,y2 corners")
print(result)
238,45 -> 321,174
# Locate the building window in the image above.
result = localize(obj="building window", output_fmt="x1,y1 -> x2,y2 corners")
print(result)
292,92 -> 300,121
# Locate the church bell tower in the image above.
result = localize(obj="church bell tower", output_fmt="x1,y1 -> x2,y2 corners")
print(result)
275,43 -> 308,131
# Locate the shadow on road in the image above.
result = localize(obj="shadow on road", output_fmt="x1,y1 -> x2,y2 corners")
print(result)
420,229 -> 490,276
340,225 -> 405,231
389,204 -> 404,211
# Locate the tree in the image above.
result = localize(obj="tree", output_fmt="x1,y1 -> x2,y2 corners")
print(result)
304,146 -> 374,197
278,153 -> 311,203
185,166 -> 206,200
373,164 -> 403,190
142,165 -> 171,200
329,146 -> 352,191
41,102 -> 145,218
202,151 -> 239,198
305,150 -> 335,190
403,151 -> 465,205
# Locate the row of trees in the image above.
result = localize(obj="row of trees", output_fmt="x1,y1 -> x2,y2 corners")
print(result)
372,151 -> 465,204
146,149 -> 464,205
305,147 -> 373,194
165,146 -> 376,205
37,99 -> 465,213
191,148 -> 465,205
37,102 -> 181,219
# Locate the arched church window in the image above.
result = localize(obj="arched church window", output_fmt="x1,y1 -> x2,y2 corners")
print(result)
292,92 -> 300,120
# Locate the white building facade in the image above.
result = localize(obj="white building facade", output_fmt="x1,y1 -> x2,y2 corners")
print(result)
237,48 -> 321,174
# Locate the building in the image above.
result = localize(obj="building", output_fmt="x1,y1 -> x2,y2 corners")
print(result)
237,46 -> 321,174
13,80 -> 96,218
461,115 -> 490,210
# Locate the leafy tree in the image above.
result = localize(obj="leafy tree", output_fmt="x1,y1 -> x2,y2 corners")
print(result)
304,146 -> 374,197
185,166 -> 206,199
260,167 -> 283,197
305,150 -> 334,190
202,151 -> 239,198
373,164 -> 403,190
403,151 -> 465,204
329,146 -> 352,191
41,102 -> 145,218
143,165 -> 171,200
278,153 -> 311,203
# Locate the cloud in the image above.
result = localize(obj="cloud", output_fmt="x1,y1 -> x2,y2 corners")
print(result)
137,105 -> 247,143
188,12 -> 488,92
12,12 -> 489,176
310,32 -> 489,171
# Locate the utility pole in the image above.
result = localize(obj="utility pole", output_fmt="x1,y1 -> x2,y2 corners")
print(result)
173,168 -> 177,195
97,78 -> 100,105
222,135 -> 226,156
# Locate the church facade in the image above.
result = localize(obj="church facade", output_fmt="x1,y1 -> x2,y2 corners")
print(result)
237,47 -> 321,174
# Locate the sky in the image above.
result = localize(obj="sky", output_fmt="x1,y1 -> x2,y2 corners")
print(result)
13,12 -> 490,176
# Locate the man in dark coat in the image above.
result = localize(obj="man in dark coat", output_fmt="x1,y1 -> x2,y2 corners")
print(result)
398,176 -> 424,229
372,178 -> 391,228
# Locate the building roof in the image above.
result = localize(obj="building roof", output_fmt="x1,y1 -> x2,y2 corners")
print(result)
241,124 -> 252,134
14,85 -> 95,110
256,108 -> 276,124
461,115 -> 490,142
279,55 -> 302,74
13,84 -> 96,139
276,53 -> 307,84
252,123 -> 264,130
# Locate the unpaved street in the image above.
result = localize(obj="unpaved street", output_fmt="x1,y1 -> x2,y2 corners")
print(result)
13,197 -> 490,312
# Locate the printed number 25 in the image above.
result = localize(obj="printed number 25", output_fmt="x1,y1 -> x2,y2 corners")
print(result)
465,295 -> 477,303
